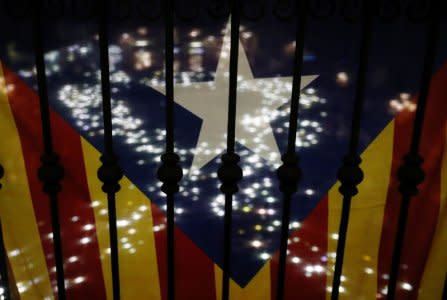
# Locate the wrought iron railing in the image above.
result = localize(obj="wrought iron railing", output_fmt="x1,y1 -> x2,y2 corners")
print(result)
0,0 -> 446,300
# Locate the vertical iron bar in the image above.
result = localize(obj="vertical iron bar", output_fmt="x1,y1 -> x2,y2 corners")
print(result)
157,1 -> 184,300
331,2 -> 374,299
32,4 -> 53,154
386,1 -> 441,298
330,196 -> 353,300
223,4 -> 240,299
442,273 -> 447,300
99,0 -> 114,153
226,1 -> 240,154
165,3 -> 175,299
48,194 -> 64,298
346,5 -> 374,156
165,0 -> 175,154
166,193 -> 175,300
0,165 -> 10,300
0,220 -> 9,300
31,2 -> 66,299
286,0 -> 307,156
217,2 -> 243,300
107,192 -> 120,300
221,193 -> 234,300
275,1 -> 307,299
275,194 -> 291,300
98,0 -> 124,299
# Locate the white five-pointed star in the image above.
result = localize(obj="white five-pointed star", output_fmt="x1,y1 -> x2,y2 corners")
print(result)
153,22 -> 317,175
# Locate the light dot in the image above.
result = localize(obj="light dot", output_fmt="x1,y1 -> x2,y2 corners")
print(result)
401,282 -> 413,291
68,256 -> 78,263
259,252 -> 270,260
251,240 -> 262,248
83,224 -> 94,231
314,265 -> 324,273
292,257 -> 301,264
80,237 -> 91,245
73,276 -> 85,284
305,189 -> 314,196
305,265 -> 314,273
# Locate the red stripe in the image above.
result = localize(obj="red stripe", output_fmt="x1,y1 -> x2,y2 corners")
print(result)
378,62 -> 447,299
151,203 -> 216,300
271,196 -> 328,300
3,65 -> 107,300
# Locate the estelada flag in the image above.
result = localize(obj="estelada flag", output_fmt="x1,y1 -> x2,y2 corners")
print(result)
0,8 -> 446,300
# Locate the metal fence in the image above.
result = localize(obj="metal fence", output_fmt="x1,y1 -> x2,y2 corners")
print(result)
0,0 -> 446,299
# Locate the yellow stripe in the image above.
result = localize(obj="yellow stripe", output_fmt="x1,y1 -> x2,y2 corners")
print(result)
0,65 -> 53,299
81,139 -> 161,300
417,125 -> 447,300
327,121 -> 394,299
214,262 -> 271,300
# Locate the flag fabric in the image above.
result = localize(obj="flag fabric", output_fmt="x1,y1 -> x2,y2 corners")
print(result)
0,11 -> 446,300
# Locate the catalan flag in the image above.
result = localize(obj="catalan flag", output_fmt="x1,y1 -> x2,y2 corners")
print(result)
0,10 -> 446,300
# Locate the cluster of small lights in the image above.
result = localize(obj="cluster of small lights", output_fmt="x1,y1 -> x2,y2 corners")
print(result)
12,25 -> 335,287
389,92 -> 416,114
2,18 -> 431,300
304,264 -> 325,276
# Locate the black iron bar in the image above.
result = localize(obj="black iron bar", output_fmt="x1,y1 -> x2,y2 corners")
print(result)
166,193 -> 175,300
221,192 -> 234,300
275,193 -> 292,300
226,1 -> 241,154
31,2 -> 66,299
164,1 -> 176,300
217,2 -> 243,300
156,1 -> 183,300
286,0 -> 307,156
0,164 -> 10,300
275,0 -> 307,299
98,0 -> 124,299
331,2 -> 374,300
386,1 -> 441,298
0,220 -> 10,300
442,273 -> 447,300
99,0 -> 114,153
164,0 -> 175,154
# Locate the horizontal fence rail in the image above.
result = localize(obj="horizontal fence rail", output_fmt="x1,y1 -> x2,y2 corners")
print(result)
0,0 -> 445,300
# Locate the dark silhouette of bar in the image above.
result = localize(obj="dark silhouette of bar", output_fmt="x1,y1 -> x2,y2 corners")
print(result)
31,1 -> 66,298
0,163 -> 11,300
330,1 -> 374,299
97,0 -> 124,299
156,1 -> 184,300
217,1 -> 243,300
275,0 -> 307,299
386,0 -> 442,299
